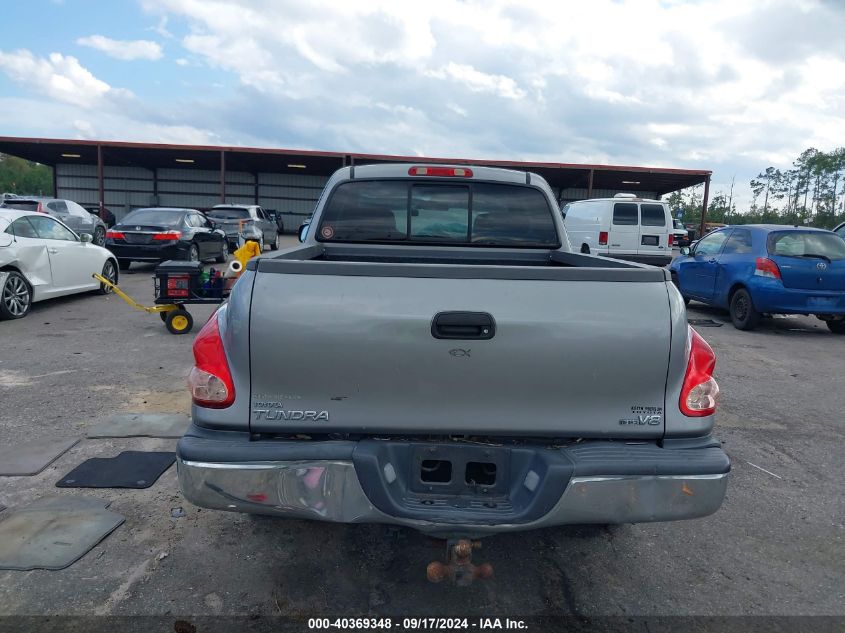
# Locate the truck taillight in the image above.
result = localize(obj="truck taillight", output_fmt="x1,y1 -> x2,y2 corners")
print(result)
408,166 -> 473,178
754,257 -> 781,280
599,231 -> 608,246
189,311 -> 235,408
36,202 -> 47,213
668,233 -> 674,246
680,326 -> 719,417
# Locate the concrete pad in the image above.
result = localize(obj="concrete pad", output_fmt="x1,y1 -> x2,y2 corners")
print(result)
0,496 -> 124,570
85,413 -> 190,439
0,437 -> 80,476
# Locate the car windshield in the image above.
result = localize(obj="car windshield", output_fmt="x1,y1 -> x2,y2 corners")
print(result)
767,231 -> 845,261
208,208 -> 250,220
121,209 -> 184,227
318,180 -> 560,248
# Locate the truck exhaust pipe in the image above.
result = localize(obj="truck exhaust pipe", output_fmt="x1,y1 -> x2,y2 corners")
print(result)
426,539 -> 493,586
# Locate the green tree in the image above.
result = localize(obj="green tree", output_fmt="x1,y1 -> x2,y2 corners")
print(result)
0,153 -> 53,196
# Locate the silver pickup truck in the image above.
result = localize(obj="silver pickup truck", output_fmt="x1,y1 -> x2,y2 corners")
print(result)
178,164 -> 728,552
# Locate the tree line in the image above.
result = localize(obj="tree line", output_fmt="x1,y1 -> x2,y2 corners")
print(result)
667,147 -> 845,230
0,153 -> 54,197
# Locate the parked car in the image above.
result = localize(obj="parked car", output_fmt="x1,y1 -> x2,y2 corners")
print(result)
263,208 -> 286,233
205,204 -> 282,251
670,224 -> 845,332
834,222 -> 844,240
83,205 -> 117,228
1,197 -> 108,246
104,207 -> 228,270
672,218 -> 690,247
177,163 -> 729,556
562,194 -> 673,265
0,210 -> 118,320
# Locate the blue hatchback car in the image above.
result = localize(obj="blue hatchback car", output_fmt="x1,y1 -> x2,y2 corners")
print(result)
669,225 -> 845,332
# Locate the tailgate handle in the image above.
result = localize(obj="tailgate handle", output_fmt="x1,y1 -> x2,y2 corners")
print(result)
431,312 -> 495,340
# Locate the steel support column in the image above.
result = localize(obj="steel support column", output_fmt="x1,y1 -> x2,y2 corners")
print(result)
699,175 -> 711,240
587,169 -> 594,199
220,150 -> 226,203
97,145 -> 105,219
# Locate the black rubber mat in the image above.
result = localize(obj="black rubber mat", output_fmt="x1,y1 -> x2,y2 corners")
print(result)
56,451 -> 175,489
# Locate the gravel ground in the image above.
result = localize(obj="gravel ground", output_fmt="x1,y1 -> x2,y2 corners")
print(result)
0,240 -> 842,620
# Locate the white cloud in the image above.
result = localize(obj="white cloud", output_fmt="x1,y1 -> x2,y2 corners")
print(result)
426,63 -> 525,100
153,16 -> 173,38
0,50 -> 130,108
77,35 -> 163,61
0,97 -> 221,146
1,0 -> 844,211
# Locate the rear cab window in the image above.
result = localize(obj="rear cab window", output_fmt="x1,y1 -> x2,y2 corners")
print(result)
767,231 -> 845,260
318,180 -> 559,248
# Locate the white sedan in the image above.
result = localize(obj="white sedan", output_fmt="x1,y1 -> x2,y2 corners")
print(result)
0,209 -> 118,320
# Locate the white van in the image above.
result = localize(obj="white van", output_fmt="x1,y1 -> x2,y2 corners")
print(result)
562,194 -> 673,266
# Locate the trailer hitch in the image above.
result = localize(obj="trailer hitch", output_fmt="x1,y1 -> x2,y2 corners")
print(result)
426,539 -> 493,586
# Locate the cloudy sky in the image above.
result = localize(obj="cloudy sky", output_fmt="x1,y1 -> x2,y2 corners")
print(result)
1,0 -> 843,207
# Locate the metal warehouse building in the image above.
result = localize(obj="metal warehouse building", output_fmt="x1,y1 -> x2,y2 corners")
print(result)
0,136 -> 712,231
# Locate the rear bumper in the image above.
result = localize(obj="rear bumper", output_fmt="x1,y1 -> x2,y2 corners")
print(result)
177,431 -> 729,536
749,278 -> 845,315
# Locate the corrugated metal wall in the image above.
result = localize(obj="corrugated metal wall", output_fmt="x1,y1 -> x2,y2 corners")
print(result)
56,162 -> 657,228
55,163 -> 328,227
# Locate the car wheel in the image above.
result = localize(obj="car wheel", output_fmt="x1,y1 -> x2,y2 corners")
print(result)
729,288 -> 761,331
98,260 -> 118,295
188,244 -> 200,262
0,271 -> 32,320
215,239 -> 229,264
580,244 -> 590,254
258,236 -> 265,252
93,226 -> 106,246
826,318 -> 845,334
270,232 -> 281,250
165,308 -> 194,335
118,259 -> 131,271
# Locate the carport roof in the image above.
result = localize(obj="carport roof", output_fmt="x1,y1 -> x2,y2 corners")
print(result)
0,136 -> 710,196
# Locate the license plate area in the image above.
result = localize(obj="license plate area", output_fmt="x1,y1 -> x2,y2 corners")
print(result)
124,233 -> 153,244
410,445 -> 510,496
807,296 -> 836,308
352,439 -> 575,524
641,235 -> 659,246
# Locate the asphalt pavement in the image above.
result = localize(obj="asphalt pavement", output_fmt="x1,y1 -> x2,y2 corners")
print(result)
0,239 -> 842,620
